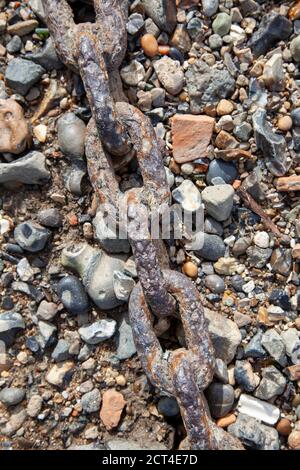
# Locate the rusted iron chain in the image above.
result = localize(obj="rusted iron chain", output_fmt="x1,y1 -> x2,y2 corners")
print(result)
45,0 -> 244,450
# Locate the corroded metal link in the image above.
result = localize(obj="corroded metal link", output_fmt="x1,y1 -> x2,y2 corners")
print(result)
78,33 -> 131,156
44,0 -> 127,71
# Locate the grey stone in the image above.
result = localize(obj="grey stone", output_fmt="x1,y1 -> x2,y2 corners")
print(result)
234,122 -> 252,141
29,0 -> 46,22
57,276 -> 89,316
206,160 -> 238,185
261,329 -> 287,366
57,113 -> 86,159
172,180 -> 201,213
0,388 -> 25,407
281,328 -> 300,365
5,58 -> 45,95
151,88 -> 165,107
120,60 -> 145,86
0,312 -> 25,346
206,383 -> 234,418
37,208 -> 62,228
228,413 -> 279,450
141,0 -> 176,34
79,319 -> 117,345
202,0 -> 219,17
248,12 -> 292,57
195,233 -> 225,262
187,17 -> 204,40
6,36 -> 22,54
204,308 -> 241,364
0,406 -> 27,437
27,395 -> 43,418
231,275 -> 245,292
253,108 -> 288,177
11,281 -> 44,302
81,389 -> 101,414
115,315 -> 136,360
214,358 -> 229,384
14,221 -> 50,253
113,271 -> 135,301
26,38 -> 62,70
38,320 -> 57,348
232,236 -> 252,257
153,57 -> 184,96
291,108 -> 300,127
157,397 -> 179,417
234,360 -> 259,392
93,211 -> 131,254
246,246 -> 272,268
52,339 -> 71,362
208,34 -> 223,50
0,151 -> 50,185
241,170 -> 265,202
126,13 -> 144,35
212,13 -> 231,37
271,248 -> 292,276
16,258 -> 34,282
36,300 -> 58,321
204,217 -> 223,236
204,274 -> 225,294
244,330 -> 268,359
254,366 -> 286,400
202,184 -> 234,222
186,60 -> 235,114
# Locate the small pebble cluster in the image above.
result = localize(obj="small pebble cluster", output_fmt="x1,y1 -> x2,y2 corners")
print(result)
0,0 -> 300,451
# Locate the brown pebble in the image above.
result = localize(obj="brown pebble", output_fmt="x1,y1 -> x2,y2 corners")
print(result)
217,99 -> 234,116
158,45 -> 170,55
141,34 -> 158,57
288,430 -> 300,449
276,418 -> 292,436
295,318 -> 300,330
100,389 -> 125,430
182,261 -> 198,278
289,1 -> 300,21
277,115 -> 293,132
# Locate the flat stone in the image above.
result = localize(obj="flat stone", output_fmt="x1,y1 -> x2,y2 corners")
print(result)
51,339 -> 71,362
100,389 -> 125,430
261,329 -> 287,366
0,151 -> 50,185
172,179 -> 201,213
228,412 -> 279,450
171,114 -> 214,163
5,58 -> 45,95
202,184 -> 234,222
237,394 -> 280,426
79,319 -> 117,345
248,12 -> 292,57
281,328 -> 300,365
153,57 -> 184,96
7,19 -> 38,36
0,406 -> 27,437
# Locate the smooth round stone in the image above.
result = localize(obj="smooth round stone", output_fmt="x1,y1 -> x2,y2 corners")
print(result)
291,108 -> 300,127
14,221 -> 51,252
157,397 -> 179,417
0,387 -> 26,407
206,383 -> 235,418
57,275 -> 89,315
212,13 -> 232,37
206,160 -> 238,185
37,208 -> 63,228
57,112 -> 86,159
182,261 -> 198,278
254,231 -> 270,249
204,274 -> 225,294
140,34 -> 159,57
277,115 -> 293,132
195,233 -> 226,262
231,274 -> 245,292
290,35 -> 300,62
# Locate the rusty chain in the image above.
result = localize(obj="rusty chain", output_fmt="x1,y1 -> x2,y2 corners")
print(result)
44,0 -> 243,450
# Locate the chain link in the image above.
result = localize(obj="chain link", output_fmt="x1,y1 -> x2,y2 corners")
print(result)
44,0 -> 243,450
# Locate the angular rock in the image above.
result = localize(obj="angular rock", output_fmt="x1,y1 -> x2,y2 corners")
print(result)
5,58 -> 45,95
234,360 -> 259,392
37,208 -> 62,228
228,413 -> 279,449
81,389 -> 101,414
202,184 -> 234,222
100,389 -> 125,430
0,312 -> 25,346
244,331 -> 268,359
14,221 -> 50,253
45,362 -> 74,388
204,308 -> 241,364
7,20 -> 38,36
79,319 -> 117,345
36,300 -> 58,321
153,57 -> 184,96
0,151 -> 50,185
51,339 -> 71,362
253,108 -> 288,177
120,60 -> 145,86
271,248 -> 292,276
17,258 -> 34,282
246,246 -> 272,268
212,12 -> 231,37
115,315 -> 136,361
261,329 -> 287,366
248,13 -> 292,57
281,328 -> 300,365
141,0 -> 176,34
29,0 -> 46,22
262,53 -> 284,91
27,37 -> 62,70
172,180 -> 201,213
0,99 -> 31,154
202,0 -> 219,17
254,366 -> 286,400
214,257 -> 239,275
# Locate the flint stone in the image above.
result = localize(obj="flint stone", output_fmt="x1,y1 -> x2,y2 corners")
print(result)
79,319 -> 117,345
228,413 -> 279,450
206,383 -> 234,418
14,221 -> 50,253
244,330 -> 267,359
115,315 -> 136,360
5,58 -> 45,95
248,13 -> 292,57
0,152 -> 50,185
202,184 -> 234,222
254,366 -> 286,400
153,57 -> 184,96
26,38 -> 62,70
0,312 -> 25,346
193,233 -> 225,262
261,329 -> 287,366
234,360 -> 259,392
141,0 -> 176,34
57,276 -> 89,316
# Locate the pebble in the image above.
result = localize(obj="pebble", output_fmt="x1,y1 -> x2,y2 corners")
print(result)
6,36 -> 22,54
261,329 -> 287,366
212,13 -> 232,37
33,124 -> 47,143
254,366 -> 287,400
0,151 -> 50,185
126,13 -> 144,35
81,389 -> 101,414
100,389 -> 125,430
120,60 -> 145,86
57,113 -> 86,159
249,13 -> 292,57
262,53 -> 284,91
231,275 -> 245,292
5,58 -> 45,95
204,217 -> 223,237
14,221 -> 51,253
113,271 -> 135,301
172,179 -> 201,213
277,115 -> 293,132
36,300 -> 58,321
27,37 -> 62,71
37,208 -> 62,228
217,99 -> 234,116
232,236 -> 252,256
214,257 -> 239,276
205,308 -> 241,364
237,394 -> 280,427
290,35 -> 300,62
253,231 -> 269,249
195,233 -> 225,262
157,397 -> 179,417
45,362 -> 74,388
202,0 -> 219,18
206,160 -> 238,185
140,34 -> 158,57
202,184 -> 234,222
204,274 -> 225,294
0,387 -> 25,407
182,261 -> 198,278
214,358 -> 229,384
276,418 -> 292,437
1,407 -> 27,437
244,330 -> 267,359
0,98 -> 31,155
153,57 -> 184,96
291,108 -> 300,127
288,431 -> 300,450
79,319 -> 116,345
57,275 -> 89,316
17,258 -> 34,282
206,383 -> 235,418
26,395 -> 43,418
51,339 -> 71,362
228,413 -> 279,450
7,19 -> 38,36
115,315 -> 136,360
246,246 -> 272,268
234,360 -> 259,392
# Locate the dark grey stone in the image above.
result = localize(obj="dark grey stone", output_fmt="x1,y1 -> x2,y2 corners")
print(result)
5,58 -> 45,95
195,233 -> 225,261
0,388 -> 26,407
6,36 -> 22,54
228,413 -> 280,450
206,160 -> 238,185
37,208 -> 62,228
57,276 -> 89,315
26,38 -> 63,70
14,221 -> 51,253
244,330 -> 268,359
248,12 -> 292,57
206,383 -> 235,418
0,311 -> 25,346
81,389 -> 101,414
52,339 -> 71,362
157,397 -> 179,417
246,246 -> 272,268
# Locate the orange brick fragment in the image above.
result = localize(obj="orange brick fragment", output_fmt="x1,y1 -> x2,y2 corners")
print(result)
100,389 -> 125,430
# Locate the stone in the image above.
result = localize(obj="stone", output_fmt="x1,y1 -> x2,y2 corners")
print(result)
0,312 -> 25,346
253,108 -> 287,177
291,108 -> 300,127
52,339 -> 71,362
228,413 -> 279,450
254,366 -> 286,400
12,281 -> 44,302
113,271 -> 135,301
201,184 -> 234,222
212,13 -> 231,37
14,221 -> 50,253
246,246 -> 272,268
241,170 -> 265,202
36,300 -> 58,321
157,397 -> 179,417
0,407 -> 27,437
202,0 -> 219,17
140,34 -> 159,58
172,180 -> 201,213
100,389 -> 125,430
29,0 -> 46,22
290,35 -> 300,62
208,33 -> 223,50
276,176 -> 300,192
288,431 -> 300,450
217,99 -> 234,116
126,13 -> 144,35
214,358 -> 229,384
120,60 -> 145,86
186,60 -> 235,114
271,248 -> 292,276
38,320 -> 57,349
17,258 -> 34,282
0,388 -> 25,407
79,319 -> 116,345
262,53 -> 284,91
261,329 -> 287,366
93,210 -> 131,253
0,99 -> 31,154
183,261 -> 198,278
204,274 -> 225,294
187,17 -> 204,40
27,37 -> 62,71
7,36 -> 22,55
7,20 -> 38,36
214,257 -> 239,276
141,0 -> 176,34
232,237 -> 252,257
269,289 -> 291,310
234,360 -> 259,392
204,217 -> 223,236
5,58 -> 45,95
33,124 -> 47,143
45,362 -> 74,388
81,389 -> 101,414
281,328 -> 300,365
237,394 -> 280,426
206,160 -> 238,185
57,113 -> 86,159
204,307 -> 241,364
253,231 -> 269,249
57,276 -> 89,316
170,24 -> 191,53
195,234 -> 225,262
276,418 -> 292,437
153,57 -> 184,96
26,395 -> 43,418
171,114 -> 214,164
244,331 -> 268,359
37,208 -> 62,228
61,243 -> 127,309
0,151 -> 50,185
277,116 -> 293,132
115,315 -> 136,360
206,383 -> 234,418
248,13 -> 292,57
233,122 -> 252,142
